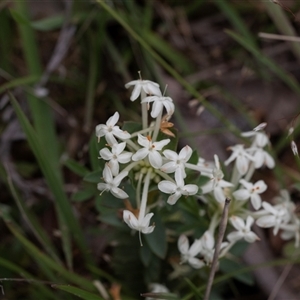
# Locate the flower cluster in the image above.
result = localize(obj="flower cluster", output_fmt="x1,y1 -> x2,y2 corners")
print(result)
96,75 -> 201,244
95,75 -> 300,272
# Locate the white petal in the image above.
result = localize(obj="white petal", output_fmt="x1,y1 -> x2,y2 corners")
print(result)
233,189 -> 250,201
167,192 -> 181,205
254,180 -> 267,193
153,139 -> 170,151
163,149 -> 178,160
97,183 -> 108,192
179,145 -> 192,161
149,151 -> 163,169
137,134 -> 150,148
236,156 -> 249,175
111,187 -> 129,199
189,239 -> 202,256
103,164 -> 113,183
182,184 -> 198,196
108,159 -> 119,176
99,148 -> 113,160
174,168 -> 185,187
227,231 -> 244,243
123,210 -> 138,229
113,170 -> 128,186
144,81 -> 161,96
132,148 -> 149,161
214,186 -> 225,203
230,216 -> 245,230
161,161 -> 177,173
245,232 -> 259,243
130,83 -> 142,101
151,101 -> 163,118
107,112 -> 119,126
117,152 -> 132,163
178,235 -> 189,254
188,257 -> 205,269
256,215 -> 275,228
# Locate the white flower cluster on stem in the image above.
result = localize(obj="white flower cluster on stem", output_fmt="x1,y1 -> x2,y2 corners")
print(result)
95,75 -> 202,244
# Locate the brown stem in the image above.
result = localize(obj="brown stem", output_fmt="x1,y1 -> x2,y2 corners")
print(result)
204,198 -> 231,300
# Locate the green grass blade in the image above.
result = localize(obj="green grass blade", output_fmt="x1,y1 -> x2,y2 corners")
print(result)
0,75 -> 39,94
226,29 -> 300,96
13,1 -> 61,173
52,285 -> 104,300
3,220 -> 96,292
9,92 -> 92,267
0,258 -> 56,300
6,173 -> 62,264
214,0 -> 257,47
263,1 -> 300,62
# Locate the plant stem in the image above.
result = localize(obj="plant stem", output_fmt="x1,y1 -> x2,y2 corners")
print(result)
204,198 -> 231,300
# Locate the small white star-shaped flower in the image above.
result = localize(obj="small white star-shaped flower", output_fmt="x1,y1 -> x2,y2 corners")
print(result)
233,179 -> 267,210
141,95 -> 175,118
95,112 -> 131,144
97,164 -> 128,199
224,144 -> 255,175
201,155 -> 233,203
158,169 -> 198,205
161,145 -> 193,178
178,235 -> 204,269
227,216 -> 260,243
256,201 -> 291,235
123,210 -> 155,234
242,130 -> 269,148
99,142 -> 132,176
132,134 -> 170,169
125,79 -> 162,101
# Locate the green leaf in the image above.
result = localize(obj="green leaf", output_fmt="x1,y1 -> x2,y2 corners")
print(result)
140,243 -> 153,266
72,188 -> 95,202
63,158 -> 90,177
10,8 -> 30,25
31,15 -> 65,31
144,212 -> 167,259
52,285 -> 104,300
219,258 -> 254,286
84,170 -> 102,183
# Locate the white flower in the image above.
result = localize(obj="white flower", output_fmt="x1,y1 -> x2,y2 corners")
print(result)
95,112 -> 131,144
123,210 -> 155,234
233,179 -> 267,210
99,142 -> 132,176
178,235 -> 204,269
201,155 -> 233,203
227,216 -> 260,243
242,130 -> 269,148
132,134 -> 170,169
141,95 -> 175,118
199,231 -> 228,264
158,169 -> 198,205
161,145 -> 193,178
97,164 -> 128,199
125,79 -> 162,101
250,147 -> 275,169
256,201 -> 291,235
291,141 -> 298,156
224,144 -> 255,175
